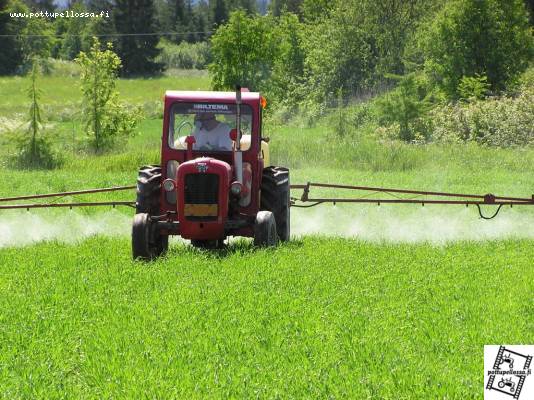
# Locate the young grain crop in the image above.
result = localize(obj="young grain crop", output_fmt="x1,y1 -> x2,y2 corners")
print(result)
0,238 -> 532,398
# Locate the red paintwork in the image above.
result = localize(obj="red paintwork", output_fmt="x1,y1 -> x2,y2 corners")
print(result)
176,157 -> 231,240
159,90 -> 264,239
184,135 -> 196,160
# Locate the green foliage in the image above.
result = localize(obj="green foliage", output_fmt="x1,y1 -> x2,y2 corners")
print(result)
209,10 -> 278,90
114,0 -> 162,75
429,86 -> 534,147
352,0 -> 438,78
421,0 -> 533,98
57,3 -> 94,61
21,18 -> 54,67
1,0 -> 54,73
375,74 -> 431,142
270,0 -> 303,17
76,38 -> 141,152
0,0 -> 24,74
12,62 -> 61,169
457,74 -> 491,101
302,4 -> 374,104
301,0 -> 334,22
156,40 -> 211,70
267,12 -> 305,104
327,89 -> 352,138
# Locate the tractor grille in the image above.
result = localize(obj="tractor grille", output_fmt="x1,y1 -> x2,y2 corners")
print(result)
184,173 -> 219,221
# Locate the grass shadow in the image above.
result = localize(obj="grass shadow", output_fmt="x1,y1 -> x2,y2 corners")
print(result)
166,237 -> 305,260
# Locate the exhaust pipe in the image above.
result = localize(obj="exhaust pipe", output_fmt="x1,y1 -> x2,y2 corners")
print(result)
234,85 -> 243,184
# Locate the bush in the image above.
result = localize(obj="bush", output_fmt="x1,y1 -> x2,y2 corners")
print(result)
375,74 -> 431,142
157,40 -> 211,70
11,134 -> 62,169
457,74 -> 491,101
429,87 -> 534,146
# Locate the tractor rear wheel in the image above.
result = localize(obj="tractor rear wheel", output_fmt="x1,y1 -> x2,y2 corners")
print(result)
260,166 -> 290,241
136,165 -> 162,215
254,211 -> 278,247
132,213 -> 168,261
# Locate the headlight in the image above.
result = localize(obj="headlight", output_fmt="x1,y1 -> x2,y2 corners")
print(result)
163,178 -> 176,192
230,181 -> 243,196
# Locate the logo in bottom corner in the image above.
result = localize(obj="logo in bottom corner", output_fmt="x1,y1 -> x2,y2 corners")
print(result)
485,345 -> 533,399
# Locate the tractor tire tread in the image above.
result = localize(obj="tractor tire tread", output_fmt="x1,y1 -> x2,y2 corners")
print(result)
136,165 -> 162,215
260,166 -> 290,242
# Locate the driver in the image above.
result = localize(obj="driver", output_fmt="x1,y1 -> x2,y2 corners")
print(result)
192,112 -> 233,150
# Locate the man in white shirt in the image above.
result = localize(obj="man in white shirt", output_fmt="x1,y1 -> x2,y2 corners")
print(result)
193,112 -> 233,151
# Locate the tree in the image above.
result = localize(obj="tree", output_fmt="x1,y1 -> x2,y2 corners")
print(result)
300,0 -> 333,22
270,0 -> 303,17
22,18 -> 54,63
209,10 -> 277,91
268,12 -> 305,103
376,73 -> 431,142
76,38 -> 141,151
226,0 -> 256,14
0,0 -> 24,74
27,62 -> 43,162
0,0 -> 53,72
212,0 -> 227,27
114,0 -> 162,75
302,3 -> 375,103
60,2 -> 90,60
14,61 -> 60,169
26,0 -> 55,12
421,0 -> 533,97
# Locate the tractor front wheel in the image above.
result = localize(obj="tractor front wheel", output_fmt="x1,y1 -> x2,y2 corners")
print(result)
260,166 -> 290,241
132,213 -> 168,261
254,211 -> 278,247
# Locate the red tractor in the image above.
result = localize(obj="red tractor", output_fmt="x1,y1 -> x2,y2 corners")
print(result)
132,87 -> 290,260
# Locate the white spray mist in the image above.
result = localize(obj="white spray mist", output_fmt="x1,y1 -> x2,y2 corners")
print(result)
291,204 -> 534,244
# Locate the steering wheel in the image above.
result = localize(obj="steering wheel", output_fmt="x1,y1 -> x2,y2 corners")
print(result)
175,120 -> 193,139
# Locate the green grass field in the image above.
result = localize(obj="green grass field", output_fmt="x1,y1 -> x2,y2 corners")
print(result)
0,72 -> 533,398
0,238 -> 532,398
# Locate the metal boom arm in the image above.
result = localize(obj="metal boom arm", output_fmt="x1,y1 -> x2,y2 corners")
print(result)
289,182 -> 534,219
0,185 -> 136,211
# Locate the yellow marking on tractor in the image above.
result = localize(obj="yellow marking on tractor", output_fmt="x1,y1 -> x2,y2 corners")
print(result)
184,204 -> 218,216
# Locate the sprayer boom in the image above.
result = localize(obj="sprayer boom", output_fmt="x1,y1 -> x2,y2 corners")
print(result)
289,182 -> 534,219
1,182 -> 532,221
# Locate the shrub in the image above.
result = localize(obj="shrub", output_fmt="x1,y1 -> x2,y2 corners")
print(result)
457,74 -> 491,101
12,134 -> 62,169
157,40 -> 211,70
429,87 -> 534,146
375,74 -> 431,142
